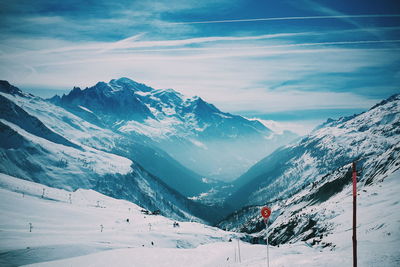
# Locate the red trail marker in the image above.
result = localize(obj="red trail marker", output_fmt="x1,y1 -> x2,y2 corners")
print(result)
261,206 -> 271,220
261,206 -> 272,267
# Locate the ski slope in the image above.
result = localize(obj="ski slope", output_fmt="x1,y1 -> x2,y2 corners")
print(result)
0,172 -> 399,266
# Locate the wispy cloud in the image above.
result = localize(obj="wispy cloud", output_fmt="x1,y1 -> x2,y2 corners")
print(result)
4,29 -> 398,59
9,32 -> 309,56
1,0 -> 399,120
250,118 -> 323,136
3,31 -> 399,115
97,33 -> 147,53
169,14 -> 400,25
300,0 -> 392,40
99,39 -> 400,54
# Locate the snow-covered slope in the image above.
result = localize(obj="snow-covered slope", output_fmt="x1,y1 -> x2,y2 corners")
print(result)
0,173 -> 239,266
1,81 -> 209,197
0,81 -> 218,221
1,173 -> 398,267
227,94 -> 400,208
216,94 -> 400,264
218,169 -> 400,266
53,77 -> 297,181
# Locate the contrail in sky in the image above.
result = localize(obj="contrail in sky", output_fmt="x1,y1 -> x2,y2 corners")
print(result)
170,14 -> 400,25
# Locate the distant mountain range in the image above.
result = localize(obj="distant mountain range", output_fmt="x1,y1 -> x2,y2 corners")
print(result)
0,80 -> 211,222
2,77 -> 398,238
50,77 -> 297,181
0,78 -> 296,223
1,76 -> 399,258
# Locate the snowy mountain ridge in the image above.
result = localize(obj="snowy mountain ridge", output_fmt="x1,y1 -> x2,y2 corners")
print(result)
217,93 -> 400,260
1,79 -> 399,266
53,77 -> 268,139
0,81 -> 221,222
228,93 -> 400,208
51,77 -> 297,181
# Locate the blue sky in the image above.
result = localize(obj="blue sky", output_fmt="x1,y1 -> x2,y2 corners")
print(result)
1,0 -> 399,134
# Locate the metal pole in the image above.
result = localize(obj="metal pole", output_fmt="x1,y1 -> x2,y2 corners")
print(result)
265,219 -> 270,267
237,239 -> 241,263
352,162 -> 357,267
234,244 -> 236,262
236,213 -> 241,263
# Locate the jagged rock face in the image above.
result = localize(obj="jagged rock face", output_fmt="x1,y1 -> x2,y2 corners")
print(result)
0,80 -> 26,96
59,80 -> 154,123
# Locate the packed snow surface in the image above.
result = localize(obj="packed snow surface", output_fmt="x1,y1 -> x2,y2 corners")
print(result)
1,171 -> 399,266
1,119 -> 132,177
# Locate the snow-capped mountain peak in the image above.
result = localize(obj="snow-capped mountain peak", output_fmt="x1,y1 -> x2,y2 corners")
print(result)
109,77 -> 153,93
50,78 -> 296,181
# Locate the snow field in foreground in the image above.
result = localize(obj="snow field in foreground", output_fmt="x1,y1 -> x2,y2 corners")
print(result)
0,171 -> 399,266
